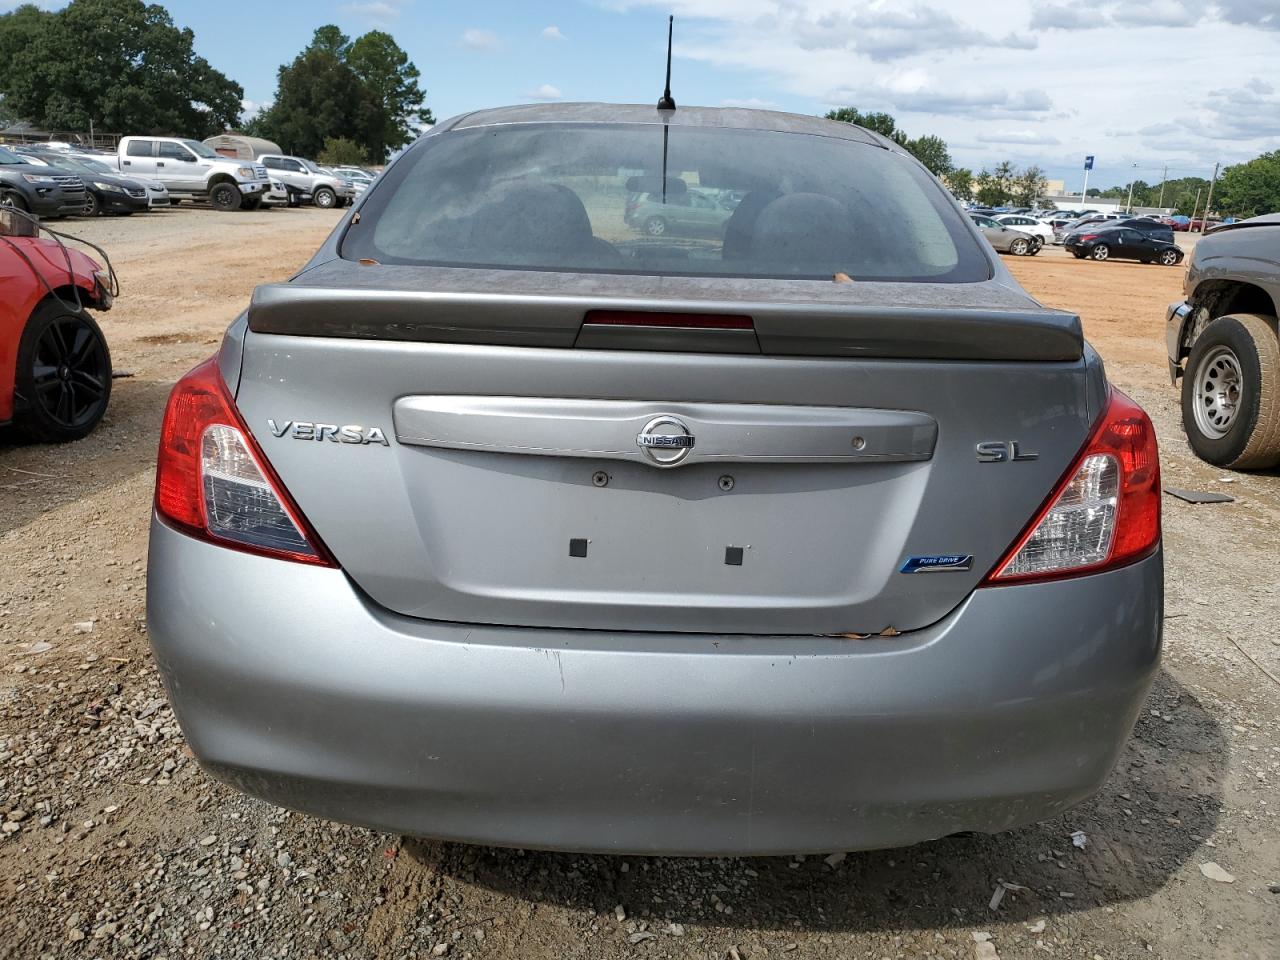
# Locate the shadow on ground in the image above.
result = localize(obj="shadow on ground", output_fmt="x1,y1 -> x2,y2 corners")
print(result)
394,669 -> 1220,936
0,376 -> 170,536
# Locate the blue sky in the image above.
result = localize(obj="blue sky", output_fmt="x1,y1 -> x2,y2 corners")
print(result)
10,1 -> 1280,189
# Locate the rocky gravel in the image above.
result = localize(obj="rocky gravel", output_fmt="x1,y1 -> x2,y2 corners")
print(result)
2,209 -> 1278,959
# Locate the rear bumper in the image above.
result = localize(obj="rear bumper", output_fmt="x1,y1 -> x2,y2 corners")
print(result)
147,518 -> 1162,856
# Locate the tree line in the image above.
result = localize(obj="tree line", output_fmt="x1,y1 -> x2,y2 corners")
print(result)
0,0 -> 431,163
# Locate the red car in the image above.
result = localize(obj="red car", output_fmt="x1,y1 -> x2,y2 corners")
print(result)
1,227 -> 114,442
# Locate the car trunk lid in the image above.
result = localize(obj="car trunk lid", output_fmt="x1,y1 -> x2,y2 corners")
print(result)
230,265 -> 1094,635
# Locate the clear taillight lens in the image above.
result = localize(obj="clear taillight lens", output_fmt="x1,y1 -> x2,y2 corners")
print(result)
997,454 -> 1118,579
201,424 -> 317,558
986,388 -> 1159,585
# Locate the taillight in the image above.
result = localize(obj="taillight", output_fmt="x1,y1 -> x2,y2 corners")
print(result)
155,358 -> 335,566
984,388 -> 1159,585
1079,233 -> 1099,242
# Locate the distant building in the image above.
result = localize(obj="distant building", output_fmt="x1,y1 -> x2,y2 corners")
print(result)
1039,192 -> 1173,215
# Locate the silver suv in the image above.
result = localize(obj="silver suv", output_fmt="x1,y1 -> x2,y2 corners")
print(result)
256,154 -> 355,208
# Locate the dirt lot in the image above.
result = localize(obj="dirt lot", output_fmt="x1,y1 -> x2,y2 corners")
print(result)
1,211 -> 1277,960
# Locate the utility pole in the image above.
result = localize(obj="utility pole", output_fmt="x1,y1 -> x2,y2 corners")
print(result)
1188,187 -> 1202,227
1157,163 -> 1168,209
1201,162 -> 1220,231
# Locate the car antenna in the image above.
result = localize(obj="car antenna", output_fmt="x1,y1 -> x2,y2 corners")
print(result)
657,15 -> 676,111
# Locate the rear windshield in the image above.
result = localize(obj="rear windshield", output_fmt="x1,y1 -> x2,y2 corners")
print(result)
341,123 -> 989,282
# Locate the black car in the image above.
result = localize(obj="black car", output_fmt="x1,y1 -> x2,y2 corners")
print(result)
1111,217 -> 1175,242
23,152 -> 149,216
1065,225 -> 1184,265
0,146 -> 87,218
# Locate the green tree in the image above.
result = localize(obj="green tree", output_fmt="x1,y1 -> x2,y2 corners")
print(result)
824,107 -> 903,143
904,134 -> 952,177
1216,152 -> 1280,218
824,107 -> 951,176
1014,165 -> 1048,207
347,30 -> 434,158
253,24 -> 432,161
251,27 -> 371,158
0,0 -> 241,137
974,169 -> 1007,207
317,136 -> 367,167
944,167 -> 974,201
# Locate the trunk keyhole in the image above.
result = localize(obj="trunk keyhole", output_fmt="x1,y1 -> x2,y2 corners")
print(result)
592,471 -> 609,487
718,475 -> 735,491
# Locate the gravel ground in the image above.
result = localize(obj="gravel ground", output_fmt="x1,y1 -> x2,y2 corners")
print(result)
1,207 -> 1277,960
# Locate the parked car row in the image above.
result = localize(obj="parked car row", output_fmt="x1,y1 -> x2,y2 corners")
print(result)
0,139 -> 372,216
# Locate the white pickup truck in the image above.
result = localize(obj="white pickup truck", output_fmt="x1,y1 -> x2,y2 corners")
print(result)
116,136 -> 270,211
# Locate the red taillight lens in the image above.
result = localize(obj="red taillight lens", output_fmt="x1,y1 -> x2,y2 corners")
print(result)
984,388 -> 1160,585
1079,233 -> 1099,242
155,357 -> 335,566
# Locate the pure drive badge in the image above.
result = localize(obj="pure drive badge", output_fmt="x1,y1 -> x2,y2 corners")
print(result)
899,555 -> 974,574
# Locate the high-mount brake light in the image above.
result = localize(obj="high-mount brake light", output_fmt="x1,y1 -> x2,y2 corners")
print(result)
985,388 -> 1159,585
583,310 -> 754,330
154,358 -> 335,566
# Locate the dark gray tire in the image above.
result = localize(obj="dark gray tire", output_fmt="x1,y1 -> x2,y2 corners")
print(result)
239,195 -> 263,211
82,191 -> 101,217
313,187 -> 337,209
210,182 -> 241,212
1181,314 -> 1280,469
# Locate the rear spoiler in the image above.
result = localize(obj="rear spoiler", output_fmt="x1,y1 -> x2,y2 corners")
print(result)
248,283 -> 1083,362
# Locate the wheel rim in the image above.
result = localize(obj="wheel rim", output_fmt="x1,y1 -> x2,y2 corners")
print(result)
316,190 -> 334,208
83,193 -> 99,216
646,218 -> 665,236
213,186 -> 234,208
1093,245 -> 1109,260
1193,345 -> 1243,439
31,316 -> 109,429
1161,250 -> 1177,265
1011,239 -> 1028,255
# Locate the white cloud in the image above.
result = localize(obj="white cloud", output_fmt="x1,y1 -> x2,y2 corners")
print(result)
524,83 -> 563,101
239,99 -> 268,121
1215,0 -> 1280,30
607,0 -> 1280,177
342,0 -> 404,22
541,25 -> 566,40
460,28 -> 500,50
978,130 -> 1063,146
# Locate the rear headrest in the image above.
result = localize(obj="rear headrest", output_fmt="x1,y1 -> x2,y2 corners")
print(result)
470,180 -> 595,256
748,193 -> 854,265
